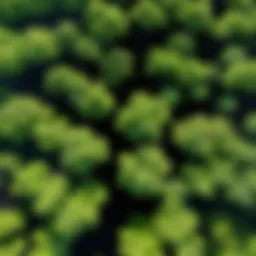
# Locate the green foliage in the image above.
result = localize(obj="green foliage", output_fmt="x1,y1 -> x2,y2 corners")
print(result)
0,1 -> 255,255
166,33 -> 196,56
153,208 -> 199,245
228,0 -> 255,9
44,65 -> 89,94
0,27 -> 17,42
11,161 -> 50,198
118,224 -> 163,256
147,48 -> 182,77
178,0 -> 214,32
158,87 -> 181,107
116,91 -> 170,142
173,115 -> 228,156
52,183 -> 108,239
173,115 -> 240,158
16,0 -> 54,19
226,166 -> 256,207
84,0 -> 128,42
216,95 -> 239,114
182,161 -> 235,199
244,112 -> 256,137
33,175 -> 69,216
131,0 -> 167,31
29,229 -> 65,256
0,209 -> 24,240
56,0 -> 82,14
55,20 -> 80,52
0,238 -> 25,256
223,60 -> 256,93
219,46 -> 249,67
176,236 -> 205,256
100,48 -> 134,86
118,145 -> 171,198
45,65 -> 116,118
0,0 -> 84,24
60,127 -> 110,176
151,183 -> 200,245
0,45 -> 23,76
21,27 -> 60,65
210,216 -> 241,253
0,152 -> 21,185
70,80 -> 116,119
0,29 -> 24,76
155,0 -> 185,13
215,10 -> 256,41
72,36 -> 102,62
147,47 -> 213,99
0,95 -> 55,143
33,116 -> 70,153
246,235 -> 256,255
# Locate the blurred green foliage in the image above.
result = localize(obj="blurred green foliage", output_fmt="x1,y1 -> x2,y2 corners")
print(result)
33,175 -> 69,216
11,161 -> 50,198
215,10 -> 256,41
166,33 -> 196,57
118,145 -> 171,198
151,183 -> 200,246
60,127 -> 110,176
118,223 -> 163,256
0,95 -> 55,143
147,47 -> 214,100
0,238 -> 25,256
223,60 -> 256,93
100,48 -> 134,86
131,0 -> 167,31
44,65 -> 116,118
84,0 -> 128,43
0,0 -> 255,255
53,183 -> 108,239
116,91 -> 170,141
0,209 -> 24,240
173,115 -> 241,158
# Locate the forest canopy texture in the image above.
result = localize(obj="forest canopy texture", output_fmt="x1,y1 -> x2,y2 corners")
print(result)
0,0 -> 256,255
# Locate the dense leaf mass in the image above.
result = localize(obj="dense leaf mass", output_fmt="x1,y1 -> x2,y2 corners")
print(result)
0,0 -> 255,255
